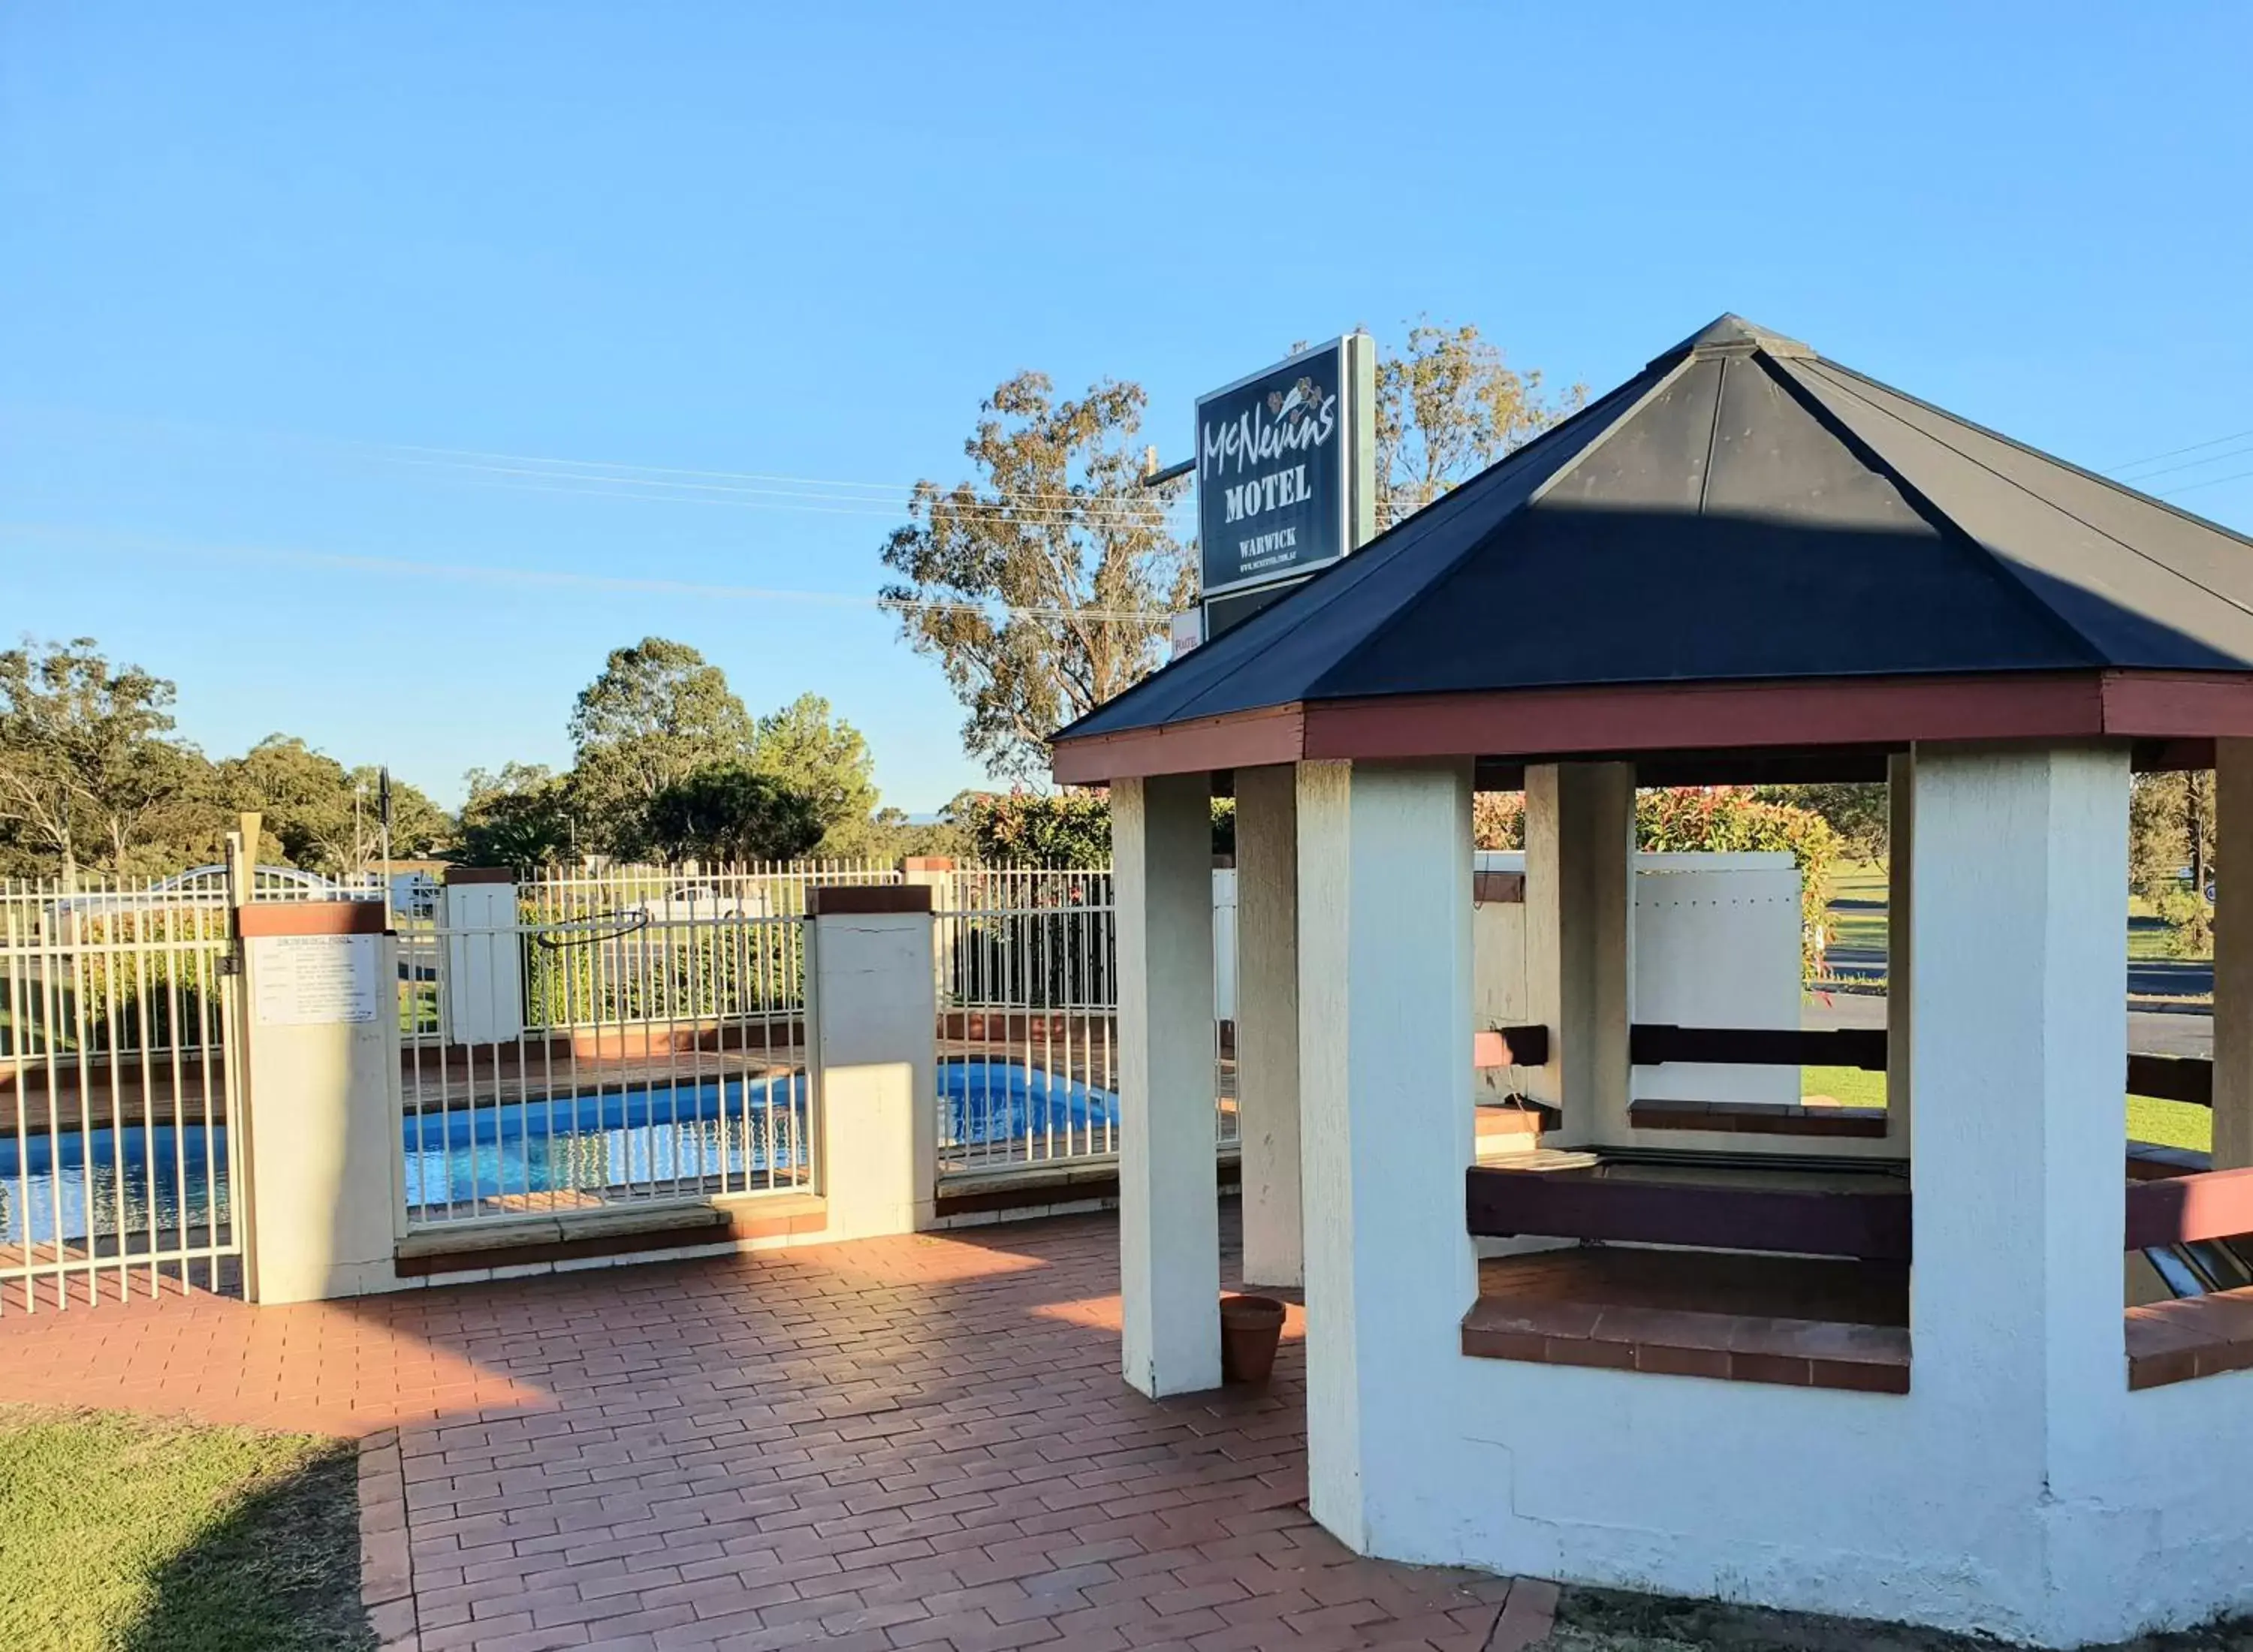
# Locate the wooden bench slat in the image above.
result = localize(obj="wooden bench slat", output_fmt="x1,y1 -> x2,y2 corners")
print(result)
1466,1165 -> 1912,1262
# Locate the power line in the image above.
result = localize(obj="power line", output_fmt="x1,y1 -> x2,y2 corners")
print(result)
0,523 -> 1182,626
383,454 -> 1199,529
2111,441 -> 2253,488
2109,427 -> 2253,475
2,405 -> 1199,521
360,437 -> 1196,514
2161,466 -> 2253,499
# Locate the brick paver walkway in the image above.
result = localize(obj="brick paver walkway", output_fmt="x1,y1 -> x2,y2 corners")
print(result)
0,1211 -> 1550,1651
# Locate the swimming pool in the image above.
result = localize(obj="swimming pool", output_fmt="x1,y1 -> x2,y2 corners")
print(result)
0,1060 -> 1122,1244
940,1057 -> 1120,1165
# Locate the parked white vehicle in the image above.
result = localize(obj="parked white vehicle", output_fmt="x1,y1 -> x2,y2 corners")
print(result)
628,880 -> 774,924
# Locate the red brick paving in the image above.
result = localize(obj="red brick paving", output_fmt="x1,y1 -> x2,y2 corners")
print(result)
0,1211 -> 1537,1650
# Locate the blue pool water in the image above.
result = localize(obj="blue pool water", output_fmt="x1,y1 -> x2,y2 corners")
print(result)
0,1060 -> 1120,1243
0,1125 -> 230,1249
941,1059 -> 1119,1150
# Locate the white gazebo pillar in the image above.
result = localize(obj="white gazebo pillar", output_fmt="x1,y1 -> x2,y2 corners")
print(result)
1522,762 -> 1634,1146
1908,743 -> 2128,1631
1114,773 -> 1222,1397
1887,752 -> 1914,1149
2214,742 -> 2253,1170
1297,759 -> 1475,1552
1235,764 -> 1302,1288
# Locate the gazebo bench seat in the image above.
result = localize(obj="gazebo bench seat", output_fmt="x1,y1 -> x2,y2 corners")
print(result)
1628,1098 -> 1887,1138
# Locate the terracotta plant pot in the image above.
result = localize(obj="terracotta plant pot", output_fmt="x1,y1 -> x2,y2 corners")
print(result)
1219,1294 -> 1286,1385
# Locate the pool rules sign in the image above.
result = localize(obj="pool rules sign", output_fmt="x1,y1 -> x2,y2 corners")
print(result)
1196,333 -> 1375,636
251,933 -> 379,1025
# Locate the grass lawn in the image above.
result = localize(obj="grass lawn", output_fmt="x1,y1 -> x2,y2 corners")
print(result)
1823,861 -> 1890,957
1823,860 -> 2212,978
0,1408 -> 372,1652
1802,1064 -> 2212,1153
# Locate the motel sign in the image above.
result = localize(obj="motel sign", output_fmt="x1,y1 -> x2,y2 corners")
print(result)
1195,333 -> 1375,638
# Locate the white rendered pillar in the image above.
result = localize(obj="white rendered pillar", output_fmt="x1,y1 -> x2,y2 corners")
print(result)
1115,773 -> 1222,1397
900,855 -> 958,1003
1887,753 -> 1914,1151
1298,760 -> 1475,1553
442,870 -> 523,1046
1908,743 -> 2128,1612
1235,764 -> 1302,1288
807,888 -> 939,1239
239,903 -> 401,1303
2215,744 -> 2253,1170
1522,763 -> 1633,1147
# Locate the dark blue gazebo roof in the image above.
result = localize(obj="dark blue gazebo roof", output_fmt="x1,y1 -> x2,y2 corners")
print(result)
1054,316 -> 2253,779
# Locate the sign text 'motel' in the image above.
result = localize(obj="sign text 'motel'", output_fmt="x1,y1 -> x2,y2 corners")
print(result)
1196,340 -> 1355,601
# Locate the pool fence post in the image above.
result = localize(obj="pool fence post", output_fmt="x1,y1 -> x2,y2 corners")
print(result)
442,869 -> 523,1047
900,856 -> 958,1003
235,897 -> 405,1303
806,884 -> 939,1239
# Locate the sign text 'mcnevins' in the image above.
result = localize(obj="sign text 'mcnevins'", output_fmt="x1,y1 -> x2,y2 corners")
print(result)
1199,382 -> 1338,483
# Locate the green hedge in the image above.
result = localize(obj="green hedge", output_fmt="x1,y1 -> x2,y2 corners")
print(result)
963,791 -> 1234,867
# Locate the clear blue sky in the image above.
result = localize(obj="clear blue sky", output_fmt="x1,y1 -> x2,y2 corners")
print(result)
5,3 -> 2250,812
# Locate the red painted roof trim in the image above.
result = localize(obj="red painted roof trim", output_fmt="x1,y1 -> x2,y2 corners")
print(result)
1049,671 -> 2253,783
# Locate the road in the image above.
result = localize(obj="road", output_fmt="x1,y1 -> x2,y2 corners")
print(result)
1821,945 -> 2213,1001
1823,901 -> 2213,999
1803,987 -> 2212,1060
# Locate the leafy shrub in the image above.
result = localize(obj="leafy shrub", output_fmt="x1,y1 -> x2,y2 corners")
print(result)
2152,888 -> 2215,957
1473,792 -> 1524,850
962,790 -> 1234,867
3,906 -> 229,1057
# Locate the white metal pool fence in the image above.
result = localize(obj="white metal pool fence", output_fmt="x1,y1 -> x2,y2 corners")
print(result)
401,898 -> 816,1229
519,858 -> 901,924
0,868 -> 382,1063
932,866 -> 1237,1174
0,855 -> 1238,1283
1,875 -> 248,1313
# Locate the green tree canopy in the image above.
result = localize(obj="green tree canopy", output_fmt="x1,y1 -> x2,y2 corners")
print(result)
879,373 -> 1191,782
884,325 -> 1582,780
0,638 -> 216,879
1374,318 -> 1585,528
644,763 -> 824,864
2131,771 -> 2216,900
458,763 -> 576,869
751,693 -> 877,852
219,737 -> 449,875
961,788 -> 1232,868
568,638 -> 756,852
1751,782 -> 1890,862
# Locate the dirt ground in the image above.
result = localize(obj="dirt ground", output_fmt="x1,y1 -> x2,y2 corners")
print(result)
1538,1587 -> 2253,1652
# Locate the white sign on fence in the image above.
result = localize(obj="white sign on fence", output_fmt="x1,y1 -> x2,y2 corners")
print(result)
252,933 -> 379,1026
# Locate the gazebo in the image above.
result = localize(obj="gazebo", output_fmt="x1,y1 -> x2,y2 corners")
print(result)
1051,316 -> 2253,1646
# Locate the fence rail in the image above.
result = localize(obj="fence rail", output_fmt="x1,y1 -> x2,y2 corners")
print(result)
932,867 -> 1235,1174
401,908 -> 815,1229
2,854 -> 1235,1293
2,879 -> 243,1312
519,860 -> 901,925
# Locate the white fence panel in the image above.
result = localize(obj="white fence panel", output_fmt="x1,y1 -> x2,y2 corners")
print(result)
1471,849 -> 1803,1106
403,900 -> 816,1230
1,878 -> 244,1312
1631,852 -> 1803,1107
933,866 -> 1237,1174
